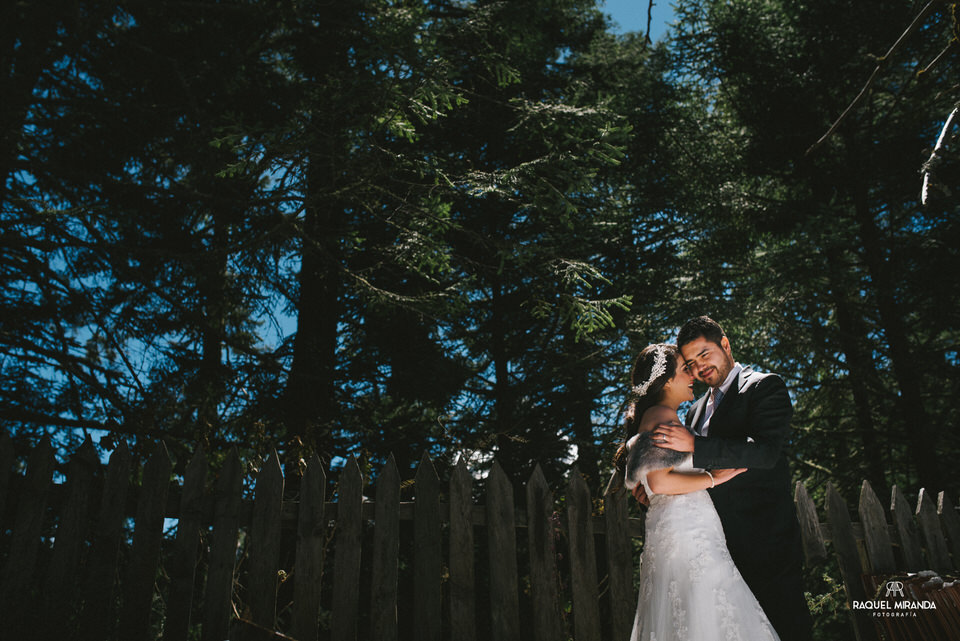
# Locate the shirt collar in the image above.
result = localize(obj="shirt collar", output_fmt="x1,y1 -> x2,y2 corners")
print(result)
715,362 -> 742,396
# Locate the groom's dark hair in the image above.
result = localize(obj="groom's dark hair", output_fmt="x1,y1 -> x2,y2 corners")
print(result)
677,315 -> 726,349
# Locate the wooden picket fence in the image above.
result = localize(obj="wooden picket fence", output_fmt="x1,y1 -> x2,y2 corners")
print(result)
0,434 -> 644,641
0,430 -> 959,641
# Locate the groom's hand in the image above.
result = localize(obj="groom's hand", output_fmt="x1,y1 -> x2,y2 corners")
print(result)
651,422 -> 694,452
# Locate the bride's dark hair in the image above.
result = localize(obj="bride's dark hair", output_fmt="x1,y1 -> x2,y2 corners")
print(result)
612,343 -> 680,477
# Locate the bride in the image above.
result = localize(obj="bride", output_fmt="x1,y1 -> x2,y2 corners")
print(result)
614,343 -> 779,641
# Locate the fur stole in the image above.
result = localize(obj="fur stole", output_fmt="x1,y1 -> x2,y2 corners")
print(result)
624,429 -> 693,490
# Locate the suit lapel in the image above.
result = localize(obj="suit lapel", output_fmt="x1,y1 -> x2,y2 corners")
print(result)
707,367 -> 752,434
686,394 -> 708,430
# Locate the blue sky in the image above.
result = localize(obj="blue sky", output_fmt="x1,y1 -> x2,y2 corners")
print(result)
603,0 -> 675,40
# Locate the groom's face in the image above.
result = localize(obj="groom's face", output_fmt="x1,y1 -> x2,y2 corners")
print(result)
679,335 -> 735,388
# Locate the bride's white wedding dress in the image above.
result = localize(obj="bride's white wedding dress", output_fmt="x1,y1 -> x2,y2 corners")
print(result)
630,456 -> 780,641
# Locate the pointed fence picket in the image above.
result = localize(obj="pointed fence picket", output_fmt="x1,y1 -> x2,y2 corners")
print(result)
1,438 -> 55,631
119,441 -> 172,640
163,447 -> 207,640
916,488 -> 952,571
42,437 -> 97,638
247,450 -> 284,629
370,454 -> 400,641
77,439 -> 132,639
939,493 -> 960,563
567,469 -> 601,641
414,451 -> 442,641
291,452 -> 326,641
892,484 -> 926,571
603,475 -> 635,641
330,456 -> 362,641
486,460 -> 521,641
1,436 -> 959,641
202,447 -> 243,641
448,457 -> 477,641
526,464 -> 562,641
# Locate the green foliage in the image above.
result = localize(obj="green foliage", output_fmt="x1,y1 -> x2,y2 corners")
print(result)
803,560 -> 854,641
2,0 -> 958,507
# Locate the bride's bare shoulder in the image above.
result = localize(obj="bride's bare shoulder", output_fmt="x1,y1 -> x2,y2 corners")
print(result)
638,405 -> 679,432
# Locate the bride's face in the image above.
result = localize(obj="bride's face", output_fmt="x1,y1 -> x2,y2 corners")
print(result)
666,355 -> 695,403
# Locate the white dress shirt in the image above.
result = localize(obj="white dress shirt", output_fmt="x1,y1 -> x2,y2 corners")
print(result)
700,363 -> 741,436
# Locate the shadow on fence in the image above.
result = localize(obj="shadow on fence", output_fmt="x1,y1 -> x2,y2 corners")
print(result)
1,432 -> 959,641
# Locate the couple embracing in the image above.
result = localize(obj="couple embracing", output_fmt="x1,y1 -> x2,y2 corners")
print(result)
614,316 -> 813,641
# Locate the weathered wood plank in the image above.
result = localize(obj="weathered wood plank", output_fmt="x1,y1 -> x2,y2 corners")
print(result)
825,483 -> 871,641
604,475 -> 635,641
414,452 -> 441,641
0,436 -> 55,628
486,460 -> 520,641
858,480 -> 896,573
291,453 -> 326,641
247,450 -> 285,629
202,447 -> 244,641
347,499 -> 644,537
370,454 -> 400,641
526,465 -> 562,641
331,457 -> 364,641
164,447 -> 208,641
938,492 -> 960,566
567,469 -> 601,641
794,481 -> 826,563
448,456 -> 476,641
890,485 -> 924,570
76,441 -> 132,640
43,438 -> 99,638
119,441 -> 173,641
0,431 -> 13,530
916,488 -> 953,571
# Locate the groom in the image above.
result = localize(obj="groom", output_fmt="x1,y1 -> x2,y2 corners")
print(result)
651,316 -> 813,641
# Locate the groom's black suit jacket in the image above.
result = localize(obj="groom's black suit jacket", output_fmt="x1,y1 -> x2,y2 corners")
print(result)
685,366 -> 811,641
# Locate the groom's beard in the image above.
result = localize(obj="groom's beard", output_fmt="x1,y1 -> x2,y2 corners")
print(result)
698,353 -> 735,387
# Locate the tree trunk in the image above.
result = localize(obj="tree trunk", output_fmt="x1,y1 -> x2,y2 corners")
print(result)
491,276 -> 519,481
564,334 -> 601,489
194,213 -> 227,444
851,182 -> 941,489
282,144 -> 340,458
823,246 -> 888,491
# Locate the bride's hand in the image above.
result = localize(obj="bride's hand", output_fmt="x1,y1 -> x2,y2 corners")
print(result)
710,468 -> 747,485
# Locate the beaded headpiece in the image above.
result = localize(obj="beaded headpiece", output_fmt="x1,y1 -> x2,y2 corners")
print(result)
632,344 -> 669,398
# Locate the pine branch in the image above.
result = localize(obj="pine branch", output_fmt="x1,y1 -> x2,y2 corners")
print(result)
642,0 -> 655,46
921,102 -> 960,204
806,0 -> 944,155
